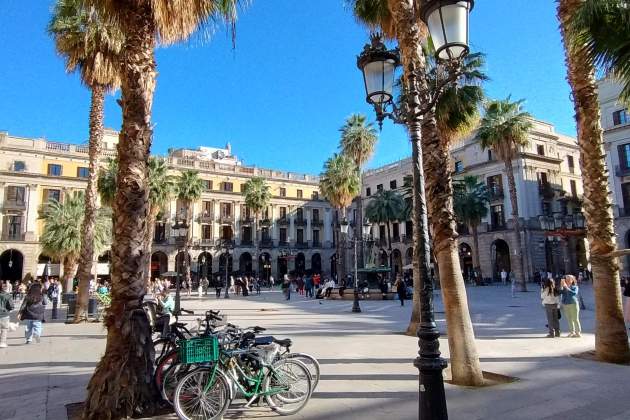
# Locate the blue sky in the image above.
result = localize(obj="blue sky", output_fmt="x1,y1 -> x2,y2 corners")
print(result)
0,1 -> 574,175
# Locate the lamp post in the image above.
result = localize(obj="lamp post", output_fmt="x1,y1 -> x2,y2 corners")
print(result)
341,219 -> 372,313
171,220 -> 189,314
357,1 -> 473,418
220,242 -> 234,299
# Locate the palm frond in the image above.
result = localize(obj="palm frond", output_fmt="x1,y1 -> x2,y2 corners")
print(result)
319,154 -> 360,210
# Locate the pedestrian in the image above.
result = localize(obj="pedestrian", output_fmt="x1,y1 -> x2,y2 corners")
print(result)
394,274 -> 406,306
510,273 -> 517,298
560,275 -> 581,337
541,278 -> 561,338
324,278 -> 335,298
215,276 -> 222,299
622,277 -> 630,329
269,275 -> 275,290
500,269 -> 508,286
47,279 -> 60,320
242,277 -> 249,297
282,275 -> 291,300
17,283 -> 45,344
254,278 -> 261,295
297,276 -> 305,296
0,281 -> 15,348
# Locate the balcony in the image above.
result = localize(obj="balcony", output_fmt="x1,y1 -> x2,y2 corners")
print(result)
278,240 -> 290,247
295,241 -> 308,249
392,235 -> 401,243
312,240 -> 322,248
1,231 -> 24,241
488,186 -> 504,201
311,218 -> 324,227
260,218 -> 272,227
198,212 -> 214,223
294,217 -> 307,227
402,234 -> 413,243
218,214 -> 234,224
489,223 -> 508,232
615,165 -> 630,178
239,239 -> 253,247
376,238 -> 388,248
538,183 -> 555,199
216,239 -> 235,247
197,238 -> 214,246
260,238 -> 275,248
3,199 -> 26,210
277,217 -> 289,226
153,235 -> 168,244
240,216 -> 254,225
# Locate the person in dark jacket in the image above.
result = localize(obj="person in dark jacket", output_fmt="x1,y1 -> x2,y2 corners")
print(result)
0,281 -> 14,348
18,283 -> 45,344
394,275 -> 406,306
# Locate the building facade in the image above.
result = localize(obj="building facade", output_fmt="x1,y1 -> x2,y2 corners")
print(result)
362,118 -> 588,283
599,78 -> 630,275
0,130 -> 335,283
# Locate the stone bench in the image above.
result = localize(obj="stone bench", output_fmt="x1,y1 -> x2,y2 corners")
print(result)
325,288 -> 397,301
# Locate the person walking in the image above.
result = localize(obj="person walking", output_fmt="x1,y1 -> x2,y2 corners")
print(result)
560,275 -> 581,337
541,278 -> 561,338
394,275 -> 406,307
17,284 -> 45,344
215,276 -> 222,299
254,278 -> 261,295
0,282 -> 14,348
500,269 -> 508,286
47,280 -> 60,320
282,275 -> 291,300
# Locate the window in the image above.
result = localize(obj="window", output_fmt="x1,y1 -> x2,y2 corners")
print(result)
279,187 -> 286,197
622,182 -> 630,210
241,226 -> 252,242
537,144 -> 545,156
221,225 -> 233,240
6,186 -> 25,204
613,109 -> 629,126
296,208 -> 304,220
392,222 -> 399,238
47,164 -> 62,176
202,225 -> 212,240
44,189 -> 61,202
6,215 -> 22,240
297,189 -> 303,198
366,187 -> 371,197
488,150 -> 493,161
390,180 -> 397,190
222,182 -> 233,192
154,222 -> 166,242
12,161 -> 25,172
202,201 -> 213,216
220,202 -> 232,217
541,201 -> 552,216
490,205 -> 505,229
454,161 -> 464,173
313,230 -> 320,244
377,184 -> 383,192
379,225 -> 386,240
567,155 -> 575,174
77,167 -> 89,178
405,220 -> 413,236
312,209 -> 320,221
203,180 -> 213,191
280,207 -> 287,218
311,191 -> 319,200
487,175 -> 502,196
279,227 -> 287,243
262,227 -> 270,241
296,228 -> 304,244
539,172 -> 549,188
619,144 -> 630,169
570,180 -> 577,197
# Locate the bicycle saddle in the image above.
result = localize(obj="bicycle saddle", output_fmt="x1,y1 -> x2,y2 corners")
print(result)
272,338 -> 292,348
253,336 -> 274,345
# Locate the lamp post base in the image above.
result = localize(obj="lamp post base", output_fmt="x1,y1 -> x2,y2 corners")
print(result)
352,290 -> 361,313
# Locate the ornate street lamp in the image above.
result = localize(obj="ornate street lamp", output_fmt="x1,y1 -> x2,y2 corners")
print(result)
553,212 -> 564,230
357,2 -> 473,419
574,211 -> 585,229
420,0 -> 475,61
222,245 -> 234,299
171,220 -> 189,314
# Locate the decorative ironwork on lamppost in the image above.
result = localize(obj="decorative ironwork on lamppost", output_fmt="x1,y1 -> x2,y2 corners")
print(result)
357,1 -> 473,418
340,219 -> 372,313
170,219 -> 189,314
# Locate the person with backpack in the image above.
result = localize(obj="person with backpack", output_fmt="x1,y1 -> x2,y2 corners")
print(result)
394,274 -> 406,306
541,278 -> 561,338
0,281 -> 15,348
17,283 -> 45,344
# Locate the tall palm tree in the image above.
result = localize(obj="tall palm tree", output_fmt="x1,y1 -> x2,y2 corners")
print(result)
242,177 -> 272,269
82,2 -> 245,416
478,97 -> 532,292
570,0 -> 630,104
40,192 -> 111,294
48,0 -> 122,323
557,0 -> 630,363
339,113 -> 378,267
144,157 -> 175,282
176,170 -> 204,286
454,176 -> 489,280
350,0 -> 485,386
97,157 -> 117,207
320,153 -> 360,281
365,189 -> 404,280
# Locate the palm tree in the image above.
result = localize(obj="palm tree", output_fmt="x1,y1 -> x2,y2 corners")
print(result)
82,2 -> 245,416
454,176 -> 489,280
350,0 -> 485,386
97,157 -> 117,207
339,113 -> 378,267
570,0 -> 630,104
242,177 -> 272,268
365,189 -> 404,280
40,192 -> 111,294
478,97 -> 532,292
320,154 -> 360,281
48,0 -> 122,323
557,0 -> 630,363
176,170 -> 204,286
144,157 -> 175,281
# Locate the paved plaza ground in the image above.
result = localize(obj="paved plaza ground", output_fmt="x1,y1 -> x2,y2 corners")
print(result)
1,284 -> 630,420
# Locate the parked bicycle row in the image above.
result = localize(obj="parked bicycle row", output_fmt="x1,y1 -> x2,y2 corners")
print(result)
143,303 -> 319,419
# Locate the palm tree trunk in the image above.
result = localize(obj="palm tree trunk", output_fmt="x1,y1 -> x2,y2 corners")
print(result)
184,200 -> 193,286
75,84 -> 105,323
84,4 -> 158,418
558,0 -> 630,363
504,157 -> 527,291
63,255 -> 78,293
472,223 -> 482,280
422,113 -> 483,385
386,221 -> 393,282
356,172 -> 364,268
143,205 -> 160,285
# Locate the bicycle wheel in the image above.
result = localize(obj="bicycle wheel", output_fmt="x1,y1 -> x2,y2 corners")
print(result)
282,353 -> 320,390
153,338 -> 176,365
174,368 -> 231,420
264,359 -> 312,415
161,362 -> 193,404
154,350 -> 178,392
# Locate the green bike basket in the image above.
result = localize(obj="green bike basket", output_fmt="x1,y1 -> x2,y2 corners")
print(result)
179,336 -> 219,364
